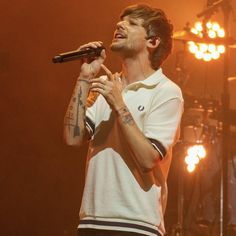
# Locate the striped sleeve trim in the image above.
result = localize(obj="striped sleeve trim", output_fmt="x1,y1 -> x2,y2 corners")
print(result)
148,138 -> 166,160
79,219 -> 162,236
85,116 -> 95,136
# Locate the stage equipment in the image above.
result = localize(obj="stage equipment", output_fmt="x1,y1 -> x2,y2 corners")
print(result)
185,144 -> 207,172
187,20 -> 226,61
195,1 -> 235,235
171,1 -> 236,234
173,27 -> 203,43
182,96 -> 221,172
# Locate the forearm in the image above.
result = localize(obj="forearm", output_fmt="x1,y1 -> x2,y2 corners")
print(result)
63,77 -> 91,146
115,106 -> 161,172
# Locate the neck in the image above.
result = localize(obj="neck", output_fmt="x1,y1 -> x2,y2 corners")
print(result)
121,55 -> 156,85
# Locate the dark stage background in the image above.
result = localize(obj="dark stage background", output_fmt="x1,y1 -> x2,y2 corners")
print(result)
1,0 -> 236,236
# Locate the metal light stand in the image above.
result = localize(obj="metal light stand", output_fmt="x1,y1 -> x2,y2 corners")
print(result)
169,141 -> 185,236
197,1 -> 234,235
171,43 -> 190,236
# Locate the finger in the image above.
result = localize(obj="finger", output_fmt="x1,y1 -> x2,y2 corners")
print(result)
90,78 -> 107,85
90,78 -> 107,89
90,82 -> 106,90
90,83 -> 104,90
100,49 -> 106,60
91,41 -> 103,47
101,64 -> 114,81
90,88 -> 106,96
95,49 -> 106,64
114,72 -> 120,81
78,41 -> 103,51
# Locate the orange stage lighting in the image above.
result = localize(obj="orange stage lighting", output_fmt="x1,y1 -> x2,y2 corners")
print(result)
188,21 -> 225,61
185,144 -> 207,173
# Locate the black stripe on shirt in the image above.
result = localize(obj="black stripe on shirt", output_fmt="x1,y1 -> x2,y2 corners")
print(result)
79,219 -> 161,236
85,116 -> 95,135
148,138 -> 166,160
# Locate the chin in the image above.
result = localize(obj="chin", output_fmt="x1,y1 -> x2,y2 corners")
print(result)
110,42 -> 125,52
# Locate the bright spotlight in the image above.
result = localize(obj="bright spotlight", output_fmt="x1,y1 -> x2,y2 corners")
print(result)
188,21 -> 225,61
185,145 -> 207,173
217,45 -> 225,53
187,164 -> 196,173
208,30 -> 217,38
217,29 -> 225,38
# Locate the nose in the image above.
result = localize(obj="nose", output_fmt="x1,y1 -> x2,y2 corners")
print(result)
116,20 -> 126,30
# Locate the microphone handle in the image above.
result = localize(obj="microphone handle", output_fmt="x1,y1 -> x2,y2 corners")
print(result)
52,46 -> 105,63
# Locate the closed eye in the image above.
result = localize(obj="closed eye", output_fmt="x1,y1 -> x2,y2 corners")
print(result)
129,19 -> 139,26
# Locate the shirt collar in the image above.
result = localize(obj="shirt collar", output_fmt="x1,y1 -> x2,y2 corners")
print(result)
139,68 -> 165,86
124,68 -> 165,90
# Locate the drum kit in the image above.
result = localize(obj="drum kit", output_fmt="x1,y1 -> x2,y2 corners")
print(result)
172,26 -> 236,144
169,26 -> 236,236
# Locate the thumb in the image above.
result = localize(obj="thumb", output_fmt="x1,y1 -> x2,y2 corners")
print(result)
97,49 -> 106,63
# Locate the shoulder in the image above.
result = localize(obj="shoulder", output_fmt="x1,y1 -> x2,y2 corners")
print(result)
154,73 -> 183,101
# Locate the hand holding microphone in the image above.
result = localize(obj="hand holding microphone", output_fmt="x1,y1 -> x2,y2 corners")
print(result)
53,41 -> 107,107
52,41 -> 105,63
79,42 -> 106,79
53,41 -> 106,79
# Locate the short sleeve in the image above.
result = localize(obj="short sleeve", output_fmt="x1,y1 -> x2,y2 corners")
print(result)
144,86 -> 184,159
85,98 -> 97,137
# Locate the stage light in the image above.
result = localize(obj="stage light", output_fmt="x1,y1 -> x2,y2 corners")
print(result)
206,21 -> 212,29
195,51 -> 204,59
211,51 -> 220,59
217,45 -> 225,53
191,28 -> 199,35
208,44 -> 216,53
185,145 -> 207,173
217,29 -> 225,38
212,22 -> 220,31
189,43 -> 198,54
199,43 -> 208,52
187,164 -> 196,173
208,30 -> 217,38
194,22 -> 203,32
203,53 -> 212,61
187,21 -> 225,61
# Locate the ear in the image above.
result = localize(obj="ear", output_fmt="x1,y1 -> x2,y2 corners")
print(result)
146,36 -> 160,49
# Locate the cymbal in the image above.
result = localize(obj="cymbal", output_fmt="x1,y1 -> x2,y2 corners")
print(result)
173,29 -> 236,45
228,77 -> 236,82
173,30 -> 201,42
229,44 -> 236,49
202,36 -> 236,45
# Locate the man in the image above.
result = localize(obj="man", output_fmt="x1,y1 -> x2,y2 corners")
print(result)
64,4 -> 183,236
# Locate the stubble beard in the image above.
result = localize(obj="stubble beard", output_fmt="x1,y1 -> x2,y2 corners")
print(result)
110,41 -> 135,58
110,41 -> 126,52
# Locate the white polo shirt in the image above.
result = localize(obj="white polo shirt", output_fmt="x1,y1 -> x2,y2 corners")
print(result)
79,68 -> 184,236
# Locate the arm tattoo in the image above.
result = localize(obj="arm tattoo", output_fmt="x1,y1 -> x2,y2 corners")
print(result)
64,97 -> 77,128
64,111 -> 74,132
73,87 -> 86,137
64,86 -> 86,137
117,106 -> 134,125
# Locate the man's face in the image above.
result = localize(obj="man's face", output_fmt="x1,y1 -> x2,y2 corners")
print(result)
110,15 -> 148,56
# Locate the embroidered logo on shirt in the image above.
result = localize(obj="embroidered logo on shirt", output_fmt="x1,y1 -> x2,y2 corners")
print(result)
138,105 -> 145,111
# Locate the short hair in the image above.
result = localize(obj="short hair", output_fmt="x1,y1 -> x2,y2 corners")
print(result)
120,4 -> 173,70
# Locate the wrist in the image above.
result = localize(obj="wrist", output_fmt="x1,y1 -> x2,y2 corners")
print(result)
115,105 -> 134,126
115,105 -> 128,115
77,75 -> 92,84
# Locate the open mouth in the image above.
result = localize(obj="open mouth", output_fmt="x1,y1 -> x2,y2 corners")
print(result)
114,32 -> 126,39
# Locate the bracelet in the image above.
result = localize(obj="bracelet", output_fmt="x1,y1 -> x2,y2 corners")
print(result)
77,78 -> 90,84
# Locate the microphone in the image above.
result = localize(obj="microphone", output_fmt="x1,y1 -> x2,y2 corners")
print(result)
52,46 -> 105,63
